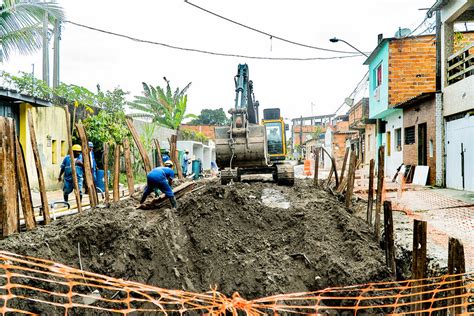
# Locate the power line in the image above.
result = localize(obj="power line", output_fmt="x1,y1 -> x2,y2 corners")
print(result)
334,70 -> 369,114
64,20 -> 366,61
184,0 -> 364,55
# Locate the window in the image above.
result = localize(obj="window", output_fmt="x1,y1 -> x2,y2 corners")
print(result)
405,126 -> 415,145
386,131 -> 391,156
60,140 -> 67,157
374,63 -> 383,89
395,128 -> 402,151
265,122 -> 283,155
52,139 -> 58,164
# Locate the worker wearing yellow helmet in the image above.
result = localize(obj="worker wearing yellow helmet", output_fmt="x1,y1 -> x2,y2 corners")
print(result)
58,144 -> 84,202
139,160 -> 177,208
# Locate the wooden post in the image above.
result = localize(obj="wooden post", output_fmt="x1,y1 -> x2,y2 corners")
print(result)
103,143 -> 110,205
153,139 -> 164,167
326,164 -> 334,187
15,137 -> 36,230
367,159 -> 375,225
313,148 -> 320,186
64,107 -> 82,213
113,144 -> 120,202
0,117 -> 20,235
331,156 -> 339,187
338,148 -> 350,190
27,111 -> 50,224
411,219 -> 427,314
448,237 -> 466,315
126,118 -> 151,174
345,151 -> 357,208
170,134 -> 183,179
75,122 -> 98,207
375,146 -> 385,241
123,138 -> 134,196
383,201 -> 396,279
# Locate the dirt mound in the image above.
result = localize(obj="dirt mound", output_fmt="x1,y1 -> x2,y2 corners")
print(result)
0,179 -> 389,300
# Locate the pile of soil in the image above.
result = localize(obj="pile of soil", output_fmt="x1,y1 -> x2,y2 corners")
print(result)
0,179 -> 389,300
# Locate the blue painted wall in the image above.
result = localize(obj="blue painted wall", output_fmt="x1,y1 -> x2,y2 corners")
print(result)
368,41 -> 389,119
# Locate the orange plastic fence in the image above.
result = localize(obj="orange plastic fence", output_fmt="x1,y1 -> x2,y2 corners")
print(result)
0,251 -> 472,315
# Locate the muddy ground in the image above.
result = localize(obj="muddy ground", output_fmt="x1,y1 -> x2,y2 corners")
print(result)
0,179 -> 390,308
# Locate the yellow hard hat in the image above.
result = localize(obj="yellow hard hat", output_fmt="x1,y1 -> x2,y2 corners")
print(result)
164,160 -> 174,167
72,144 -> 82,151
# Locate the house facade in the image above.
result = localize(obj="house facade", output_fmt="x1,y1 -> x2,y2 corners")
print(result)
364,34 -> 437,178
323,115 -> 356,169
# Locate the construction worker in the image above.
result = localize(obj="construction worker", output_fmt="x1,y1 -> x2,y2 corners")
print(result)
139,160 -> 177,208
182,150 -> 190,175
162,150 -> 170,163
58,144 -> 84,202
88,141 -> 97,184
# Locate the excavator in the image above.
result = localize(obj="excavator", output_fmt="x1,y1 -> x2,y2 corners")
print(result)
215,64 -> 294,185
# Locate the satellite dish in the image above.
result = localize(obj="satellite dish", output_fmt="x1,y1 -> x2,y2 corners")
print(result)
394,28 -> 412,38
344,97 -> 354,107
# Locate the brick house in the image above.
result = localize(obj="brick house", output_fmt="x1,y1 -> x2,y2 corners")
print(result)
394,92 -> 436,185
364,34 -> 436,178
180,124 -> 216,140
347,98 -> 376,168
323,115 -> 356,169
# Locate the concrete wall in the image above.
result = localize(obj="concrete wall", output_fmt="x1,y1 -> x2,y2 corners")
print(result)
380,109 -> 404,178
444,75 -> 474,116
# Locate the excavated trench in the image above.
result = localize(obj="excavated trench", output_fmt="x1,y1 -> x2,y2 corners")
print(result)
0,179 -> 391,313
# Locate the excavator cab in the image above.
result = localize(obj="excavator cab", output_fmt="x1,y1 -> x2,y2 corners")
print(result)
262,108 -> 287,162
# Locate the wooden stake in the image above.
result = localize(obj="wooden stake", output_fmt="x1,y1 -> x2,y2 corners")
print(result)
338,148 -> 350,190
326,163 -> 334,186
126,118 -> 151,173
64,107 -> 82,213
123,138 -> 134,196
113,144 -> 120,202
383,201 -> 396,279
313,147 -> 320,186
170,134 -> 183,179
153,139 -> 164,167
345,151 -> 357,208
367,159 -> 375,225
0,117 -> 20,235
103,143 -> 110,204
27,111 -> 50,224
75,122 -> 98,207
448,237 -> 466,315
15,137 -> 36,230
411,219 -> 427,314
375,146 -> 385,241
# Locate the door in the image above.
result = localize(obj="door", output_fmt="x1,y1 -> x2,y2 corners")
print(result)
418,123 -> 427,165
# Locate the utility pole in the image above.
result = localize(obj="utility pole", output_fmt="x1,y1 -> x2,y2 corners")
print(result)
53,19 -> 61,88
42,5 -> 50,86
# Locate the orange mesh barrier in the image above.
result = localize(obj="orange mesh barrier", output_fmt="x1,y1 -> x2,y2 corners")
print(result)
0,251 -> 473,315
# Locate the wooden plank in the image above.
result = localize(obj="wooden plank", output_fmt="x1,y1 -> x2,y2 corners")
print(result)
411,219 -> 427,315
123,138 -> 134,196
103,143 -> 110,204
337,148 -> 350,191
331,156 -> 339,188
367,159 -> 375,225
75,122 -> 98,207
448,237 -> 466,315
113,144 -> 120,202
126,118 -> 151,174
345,151 -> 357,208
170,134 -> 183,179
375,146 -> 385,241
326,163 -> 334,187
153,139 -> 164,167
15,137 -> 36,230
313,147 -> 319,186
64,107 -> 82,213
0,117 -> 20,235
138,181 -> 196,210
383,201 -> 396,280
27,111 -> 50,224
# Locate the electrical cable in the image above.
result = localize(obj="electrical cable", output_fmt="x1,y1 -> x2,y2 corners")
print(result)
184,0 -> 367,55
334,70 -> 369,114
65,20 -> 365,61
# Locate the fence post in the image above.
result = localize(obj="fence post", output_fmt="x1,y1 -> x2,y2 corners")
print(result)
103,143 -> 110,205
64,107 -> 82,213
123,138 -> 134,196
153,139 -> 164,167
313,147 -> 320,186
27,111 -> 50,224
382,201 -> 396,280
448,237 -> 465,315
345,151 -> 357,208
367,159 -> 375,225
411,219 -> 427,314
76,122 -> 98,207
113,144 -> 120,202
15,137 -> 36,230
169,135 -> 183,179
375,146 -> 385,241
337,148 -> 350,190
126,118 -> 152,174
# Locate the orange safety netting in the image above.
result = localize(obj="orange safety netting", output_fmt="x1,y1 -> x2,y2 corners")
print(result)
0,251 -> 472,315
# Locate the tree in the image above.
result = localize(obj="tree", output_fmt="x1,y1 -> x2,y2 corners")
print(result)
128,77 -> 195,131
189,108 -> 230,126
0,0 -> 64,61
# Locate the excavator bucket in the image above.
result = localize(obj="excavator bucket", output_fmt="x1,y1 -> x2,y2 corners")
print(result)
215,124 -> 268,169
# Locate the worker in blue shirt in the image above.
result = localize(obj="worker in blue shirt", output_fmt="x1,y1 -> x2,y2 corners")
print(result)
139,160 -> 177,208
58,144 -> 84,202
88,141 -> 98,184
162,150 -> 170,163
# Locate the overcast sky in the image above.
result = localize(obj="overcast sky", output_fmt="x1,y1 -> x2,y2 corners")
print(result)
2,0 -> 436,121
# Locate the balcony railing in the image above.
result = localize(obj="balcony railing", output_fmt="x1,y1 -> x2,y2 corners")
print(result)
447,43 -> 474,86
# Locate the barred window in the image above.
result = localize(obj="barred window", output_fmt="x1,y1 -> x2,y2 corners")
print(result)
405,126 -> 415,145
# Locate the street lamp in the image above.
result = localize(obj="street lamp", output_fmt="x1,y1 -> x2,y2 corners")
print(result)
329,37 -> 369,57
